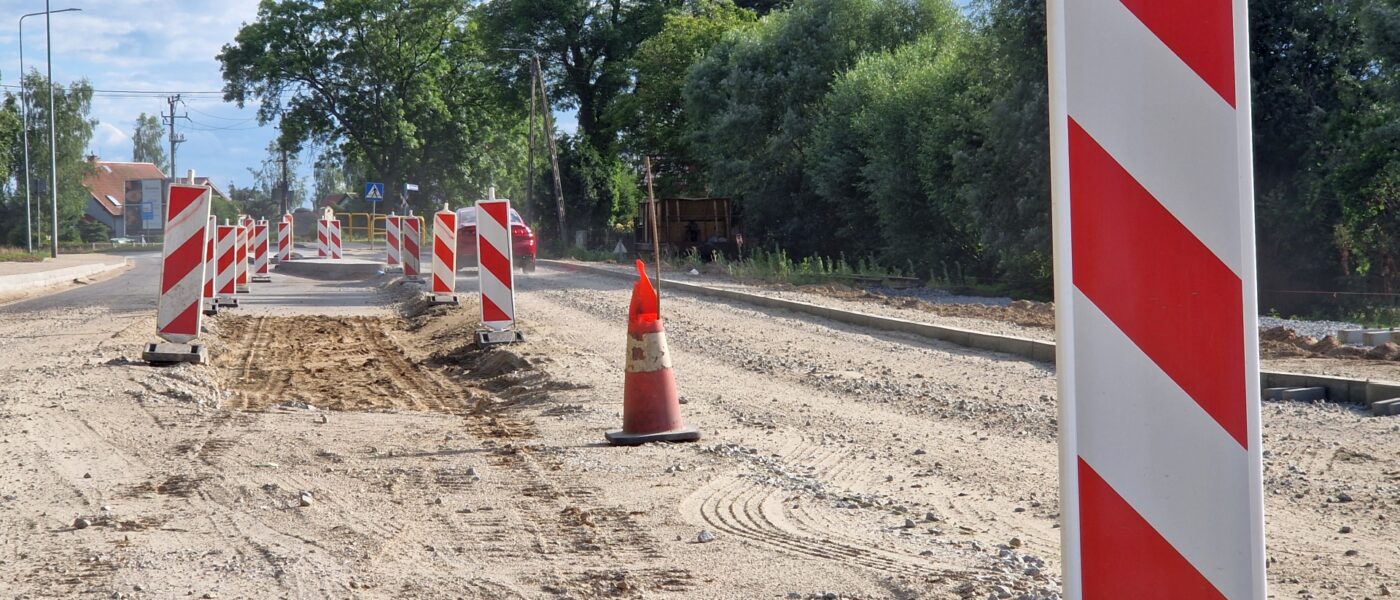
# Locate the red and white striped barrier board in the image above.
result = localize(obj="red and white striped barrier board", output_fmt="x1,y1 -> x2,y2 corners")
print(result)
216,224 -> 237,301
1048,1 -> 1265,597
328,219 -> 343,259
154,184 -> 212,344
476,198 -> 516,331
234,224 -> 250,293
431,206 -> 457,301
203,214 -> 216,312
316,219 -> 329,258
252,220 -> 271,281
277,213 -> 292,262
386,214 -> 402,270
402,215 -> 422,280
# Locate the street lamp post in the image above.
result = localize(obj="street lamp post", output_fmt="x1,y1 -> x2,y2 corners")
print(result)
46,0 -> 60,258
17,6 -> 80,256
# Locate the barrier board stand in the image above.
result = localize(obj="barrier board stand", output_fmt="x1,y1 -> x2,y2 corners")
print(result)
252,219 -> 272,282
402,212 -> 423,283
475,189 -> 523,346
202,214 -> 218,316
1047,0 -> 1266,596
317,218 -> 329,258
329,219 -> 343,259
143,183 -> 213,364
385,213 -> 402,272
275,213 -> 292,263
429,205 -> 459,305
235,220 -> 251,294
214,222 -> 240,308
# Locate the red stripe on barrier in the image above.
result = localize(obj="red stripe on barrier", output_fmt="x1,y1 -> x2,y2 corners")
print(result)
167,186 -> 204,221
432,274 -> 449,293
479,238 -> 512,291
482,293 -> 509,322
1117,0 -> 1235,107
161,232 -> 205,295
434,236 -> 452,264
1069,119 -> 1247,448
1079,458 -> 1224,598
481,201 -> 509,229
160,302 -> 201,339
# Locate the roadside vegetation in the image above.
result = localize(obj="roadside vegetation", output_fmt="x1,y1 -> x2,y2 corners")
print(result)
0,247 -> 45,263
2,0 -> 1398,317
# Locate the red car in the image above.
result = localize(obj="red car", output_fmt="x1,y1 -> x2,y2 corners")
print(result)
455,206 -> 537,272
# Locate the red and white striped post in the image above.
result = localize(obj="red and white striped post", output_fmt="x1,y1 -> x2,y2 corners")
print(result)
214,223 -> 239,307
317,219 -> 330,258
429,205 -> 458,304
252,219 -> 272,282
143,183 -> 212,363
1048,1 -> 1265,597
277,213 -> 292,262
475,189 -> 522,345
385,213 -> 402,271
202,214 -> 217,315
402,213 -> 422,281
235,221 -> 250,294
329,219 -> 343,259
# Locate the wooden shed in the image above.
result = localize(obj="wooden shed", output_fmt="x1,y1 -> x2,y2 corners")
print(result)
637,197 -> 735,254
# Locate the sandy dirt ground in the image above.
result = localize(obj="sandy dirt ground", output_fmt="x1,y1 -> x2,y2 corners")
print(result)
0,255 -> 1397,599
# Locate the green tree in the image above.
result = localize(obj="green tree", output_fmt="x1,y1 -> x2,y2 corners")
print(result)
618,0 -> 756,195
131,113 -> 168,173
8,72 -> 97,244
684,0 -> 959,255
0,92 -> 24,246
220,0 -> 524,218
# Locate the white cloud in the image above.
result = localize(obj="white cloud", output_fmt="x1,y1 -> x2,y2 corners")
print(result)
90,121 -> 131,160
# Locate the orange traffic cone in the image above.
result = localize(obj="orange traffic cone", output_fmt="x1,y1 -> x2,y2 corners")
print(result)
606,260 -> 701,445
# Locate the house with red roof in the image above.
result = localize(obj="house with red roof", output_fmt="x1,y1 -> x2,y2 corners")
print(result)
81,159 -> 166,238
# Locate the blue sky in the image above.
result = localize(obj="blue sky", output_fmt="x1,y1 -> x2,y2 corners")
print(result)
0,0 -> 578,207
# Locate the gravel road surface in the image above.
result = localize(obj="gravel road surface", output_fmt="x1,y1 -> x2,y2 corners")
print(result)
0,258 -> 1394,598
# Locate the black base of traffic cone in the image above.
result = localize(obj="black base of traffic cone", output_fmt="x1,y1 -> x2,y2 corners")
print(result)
605,426 -> 701,446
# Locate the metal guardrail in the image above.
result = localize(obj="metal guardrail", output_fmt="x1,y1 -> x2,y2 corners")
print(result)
337,213 -> 424,243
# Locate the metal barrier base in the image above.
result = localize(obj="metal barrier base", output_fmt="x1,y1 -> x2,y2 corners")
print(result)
476,329 -> 523,347
142,342 -> 207,365
428,293 -> 459,306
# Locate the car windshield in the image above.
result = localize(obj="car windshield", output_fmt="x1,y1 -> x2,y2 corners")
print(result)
456,206 -> 525,226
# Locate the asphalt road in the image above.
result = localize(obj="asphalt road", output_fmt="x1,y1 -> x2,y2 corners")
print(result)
0,251 -> 161,315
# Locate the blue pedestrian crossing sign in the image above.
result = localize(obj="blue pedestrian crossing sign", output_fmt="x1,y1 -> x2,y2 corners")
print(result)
364,182 -> 385,202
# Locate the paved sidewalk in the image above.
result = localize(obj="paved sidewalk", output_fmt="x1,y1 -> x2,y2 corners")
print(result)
0,252 -> 133,297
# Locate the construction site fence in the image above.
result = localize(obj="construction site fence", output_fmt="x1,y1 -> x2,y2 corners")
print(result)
334,213 -> 426,243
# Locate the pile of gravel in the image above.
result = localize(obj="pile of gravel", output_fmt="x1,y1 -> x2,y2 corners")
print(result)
1258,316 -> 1363,341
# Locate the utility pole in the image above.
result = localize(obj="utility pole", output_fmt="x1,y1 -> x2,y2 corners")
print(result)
45,0 -> 58,258
531,55 -> 567,246
279,147 -> 290,215
163,94 -> 188,178
526,64 -> 537,224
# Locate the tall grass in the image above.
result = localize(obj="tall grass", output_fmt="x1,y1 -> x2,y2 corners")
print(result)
681,248 -> 908,287
0,246 -> 46,262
